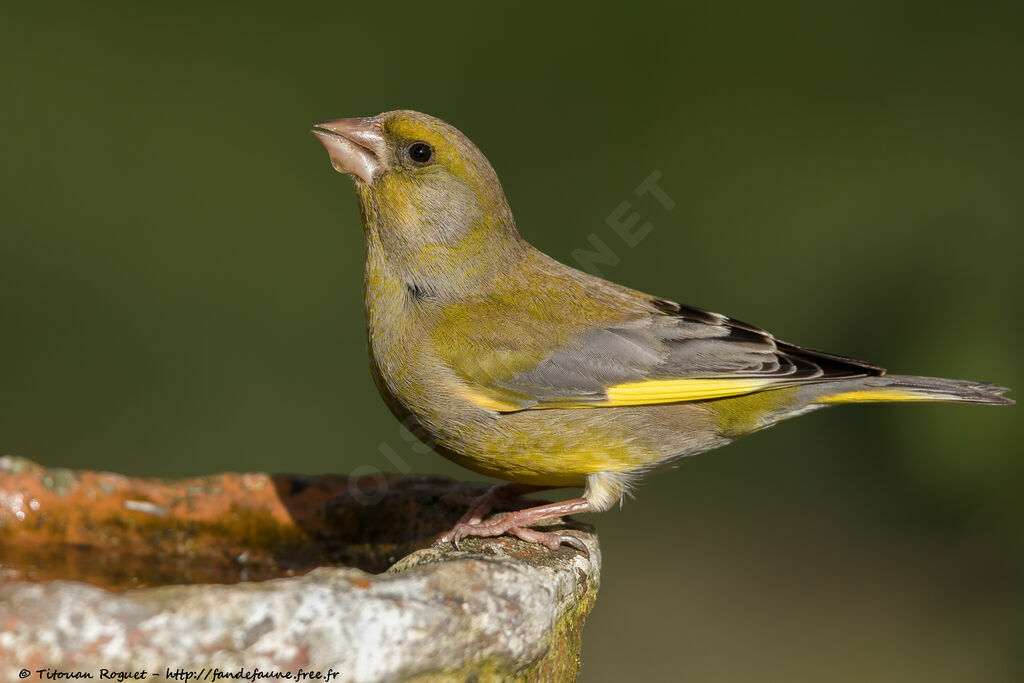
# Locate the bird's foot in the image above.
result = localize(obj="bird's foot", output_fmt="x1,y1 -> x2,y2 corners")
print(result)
435,497 -> 591,555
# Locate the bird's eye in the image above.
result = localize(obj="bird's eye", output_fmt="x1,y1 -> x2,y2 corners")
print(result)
407,142 -> 433,164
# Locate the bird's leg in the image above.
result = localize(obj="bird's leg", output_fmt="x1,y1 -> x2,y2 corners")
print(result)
436,496 -> 591,553
449,482 -> 552,527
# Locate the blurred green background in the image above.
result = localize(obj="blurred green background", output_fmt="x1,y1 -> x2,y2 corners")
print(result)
2,2 -> 1022,681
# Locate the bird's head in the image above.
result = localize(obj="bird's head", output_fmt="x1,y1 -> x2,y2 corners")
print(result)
312,111 -> 521,279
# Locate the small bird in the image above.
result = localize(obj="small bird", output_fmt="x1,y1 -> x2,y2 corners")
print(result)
312,110 -> 1012,551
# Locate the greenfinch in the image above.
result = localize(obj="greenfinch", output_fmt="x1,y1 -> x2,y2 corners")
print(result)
312,110 -> 1012,551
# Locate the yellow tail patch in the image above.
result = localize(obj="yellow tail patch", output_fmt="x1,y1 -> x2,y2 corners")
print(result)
816,389 -> 936,404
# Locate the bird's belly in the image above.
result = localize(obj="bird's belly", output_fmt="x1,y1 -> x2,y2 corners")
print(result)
407,398 -> 726,487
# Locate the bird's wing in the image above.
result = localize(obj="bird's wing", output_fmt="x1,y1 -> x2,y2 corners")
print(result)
451,297 -> 885,413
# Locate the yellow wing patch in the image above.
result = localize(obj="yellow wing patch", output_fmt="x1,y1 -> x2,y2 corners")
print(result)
530,377 -> 787,409
603,378 -> 780,405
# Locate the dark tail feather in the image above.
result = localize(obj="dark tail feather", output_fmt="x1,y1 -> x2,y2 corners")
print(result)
813,375 -> 1014,406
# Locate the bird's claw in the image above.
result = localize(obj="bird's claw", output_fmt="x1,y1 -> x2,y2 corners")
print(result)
433,519 -> 479,549
555,533 -> 590,557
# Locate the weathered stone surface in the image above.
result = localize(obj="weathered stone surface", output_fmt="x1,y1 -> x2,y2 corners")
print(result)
0,457 -> 600,681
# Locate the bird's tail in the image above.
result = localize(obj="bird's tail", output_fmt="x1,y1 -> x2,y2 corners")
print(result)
812,375 -> 1014,406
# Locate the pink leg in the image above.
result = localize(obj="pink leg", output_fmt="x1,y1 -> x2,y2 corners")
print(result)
436,496 -> 591,553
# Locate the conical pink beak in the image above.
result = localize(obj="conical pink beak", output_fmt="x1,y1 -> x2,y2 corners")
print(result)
311,117 -> 387,183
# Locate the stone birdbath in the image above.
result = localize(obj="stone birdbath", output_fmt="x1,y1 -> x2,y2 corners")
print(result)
0,456 -> 600,681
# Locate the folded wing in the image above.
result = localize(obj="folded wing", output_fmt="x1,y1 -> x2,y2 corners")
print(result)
468,297 -> 884,412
